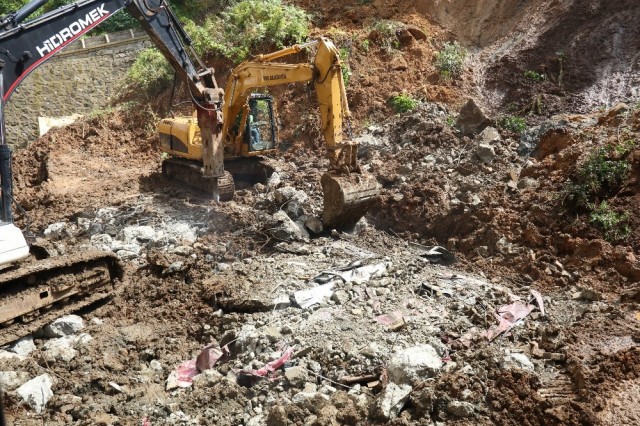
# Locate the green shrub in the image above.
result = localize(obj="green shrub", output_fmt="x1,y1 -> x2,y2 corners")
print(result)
445,115 -> 456,127
127,48 -> 173,95
389,94 -> 418,114
564,140 -> 635,209
369,20 -> 402,51
500,116 -> 527,134
360,39 -> 370,53
204,0 -> 310,62
588,201 -> 630,241
524,70 -> 546,82
339,47 -> 352,87
435,41 -> 467,80
183,19 -> 219,57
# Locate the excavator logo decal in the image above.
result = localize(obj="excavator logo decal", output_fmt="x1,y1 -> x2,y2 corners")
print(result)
264,74 -> 287,81
36,4 -> 109,57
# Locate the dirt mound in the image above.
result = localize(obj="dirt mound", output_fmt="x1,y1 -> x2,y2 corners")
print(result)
12,108 -> 161,231
368,103 -> 640,297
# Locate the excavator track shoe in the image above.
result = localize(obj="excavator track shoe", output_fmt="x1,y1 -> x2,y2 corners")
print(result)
0,251 -> 122,346
162,158 -> 235,200
321,172 -> 379,231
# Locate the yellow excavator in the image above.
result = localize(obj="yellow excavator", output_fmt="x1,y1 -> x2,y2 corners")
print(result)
158,37 -> 379,230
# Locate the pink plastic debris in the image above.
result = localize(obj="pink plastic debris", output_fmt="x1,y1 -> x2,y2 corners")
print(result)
247,347 -> 295,377
196,343 -> 229,372
141,417 -> 151,426
485,300 -> 535,341
175,359 -> 198,387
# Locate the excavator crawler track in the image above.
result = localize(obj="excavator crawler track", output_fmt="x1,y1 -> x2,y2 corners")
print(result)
162,158 -> 235,201
321,172 -> 380,231
0,251 -> 122,347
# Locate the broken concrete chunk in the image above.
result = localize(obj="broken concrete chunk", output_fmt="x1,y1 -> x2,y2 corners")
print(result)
292,391 -> 329,413
43,314 -> 84,338
284,366 -> 308,387
267,211 -> 310,242
7,335 -> 36,357
294,283 -> 335,309
455,99 -> 491,136
331,289 -> 350,305
274,186 -> 309,206
283,200 -> 304,220
372,383 -> 412,420
475,126 -> 501,145
387,344 -> 443,385
41,337 -> 79,363
43,222 -> 70,240
17,374 -> 54,413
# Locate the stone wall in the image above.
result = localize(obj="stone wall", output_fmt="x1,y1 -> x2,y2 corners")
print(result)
4,28 -> 151,148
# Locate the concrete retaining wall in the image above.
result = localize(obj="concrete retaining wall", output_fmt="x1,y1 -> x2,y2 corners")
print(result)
4,28 -> 151,148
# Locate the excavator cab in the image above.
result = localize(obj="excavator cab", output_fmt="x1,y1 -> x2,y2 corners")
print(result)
245,94 -> 277,153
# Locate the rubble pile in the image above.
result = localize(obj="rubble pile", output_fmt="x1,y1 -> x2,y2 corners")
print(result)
2,152 -> 637,425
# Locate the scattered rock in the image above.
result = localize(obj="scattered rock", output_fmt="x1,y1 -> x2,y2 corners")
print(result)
398,164 -> 413,175
274,186 -> 308,206
43,222 -> 70,240
303,216 -> 324,234
387,344 -> 443,385
331,289 -> 350,305
17,374 -> 54,413
284,366 -> 308,387
266,172 -> 282,190
371,383 -> 412,420
572,289 -> 602,301
475,126 -> 501,145
455,99 -> 491,136
0,371 -> 30,391
475,143 -> 496,164
41,336 -> 82,363
267,211 -> 310,242
7,335 -> 36,357
43,315 -> 84,338
447,400 -> 476,418
503,353 -> 535,372
283,200 -> 304,220
192,369 -> 224,389
292,391 -> 329,413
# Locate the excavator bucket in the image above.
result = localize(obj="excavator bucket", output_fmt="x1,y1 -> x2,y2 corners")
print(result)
321,172 -> 380,231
